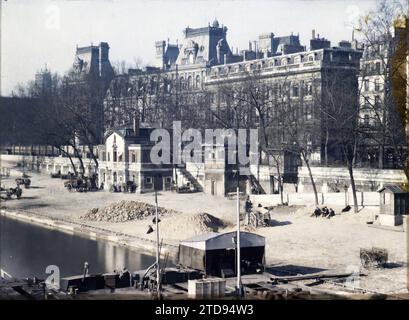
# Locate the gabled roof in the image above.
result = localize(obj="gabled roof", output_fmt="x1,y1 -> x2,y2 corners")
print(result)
378,184 -> 408,194
104,123 -> 156,144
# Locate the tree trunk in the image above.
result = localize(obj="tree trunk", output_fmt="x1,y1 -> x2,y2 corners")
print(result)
325,127 -> 329,166
56,146 -> 78,176
73,148 -> 85,176
67,154 -> 78,176
347,161 -> 359,213
273,160 -> 284,205
261,146 -> 284,204
88,144 -> 99,171
301,151 -> 319,206
378,145 -> 384,169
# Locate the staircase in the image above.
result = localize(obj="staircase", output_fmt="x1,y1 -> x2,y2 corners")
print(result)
176,167 -> 203,192
247,174 -> 266,194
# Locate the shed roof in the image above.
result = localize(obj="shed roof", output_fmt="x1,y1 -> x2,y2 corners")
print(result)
180,231 -> 265,251
378,185 -> 408,194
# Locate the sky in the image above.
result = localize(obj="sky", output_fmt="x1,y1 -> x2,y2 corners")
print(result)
0,0 -> 378,96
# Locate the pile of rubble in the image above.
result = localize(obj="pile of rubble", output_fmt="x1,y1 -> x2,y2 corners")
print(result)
160,212 -> 228,239
81,200 -> 180,223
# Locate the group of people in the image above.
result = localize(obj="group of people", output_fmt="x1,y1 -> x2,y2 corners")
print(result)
245,198 -> 271,227
311,206 -> 336,219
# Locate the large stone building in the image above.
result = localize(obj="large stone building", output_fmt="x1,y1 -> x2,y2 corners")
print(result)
72,42 -> 115,86
103,20 -> 363,194
71,42 -> 115,143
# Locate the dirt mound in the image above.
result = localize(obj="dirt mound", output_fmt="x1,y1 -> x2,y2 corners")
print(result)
81,200 -> 180,223
160,212 -> 228,239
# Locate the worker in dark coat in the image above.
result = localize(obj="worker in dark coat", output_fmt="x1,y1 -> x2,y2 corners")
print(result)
245,198 -> 253,213
311,207 -> 322,218
321,207 -> 329,217
327,208 -> 335,219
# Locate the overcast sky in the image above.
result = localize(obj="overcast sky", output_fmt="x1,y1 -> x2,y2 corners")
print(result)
1,0 -> 378,96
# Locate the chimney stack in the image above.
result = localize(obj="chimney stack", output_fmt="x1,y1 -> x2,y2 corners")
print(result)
312,29 -> 316,39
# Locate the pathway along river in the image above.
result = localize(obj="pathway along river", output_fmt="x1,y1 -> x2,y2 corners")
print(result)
0,215 -> 156,279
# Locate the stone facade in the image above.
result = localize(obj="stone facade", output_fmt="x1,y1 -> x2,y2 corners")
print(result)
97,123 -> 173,193
104,22 -> 363,183
72,42 -> 115,143
73,42 -> 114,86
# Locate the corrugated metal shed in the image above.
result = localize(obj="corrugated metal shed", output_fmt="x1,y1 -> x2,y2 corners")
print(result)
180,231 -> 265,251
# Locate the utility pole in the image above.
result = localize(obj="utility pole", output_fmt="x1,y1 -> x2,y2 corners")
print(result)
236,173 -> 241,297
154,190 -> 161,298
235,108 -> 242,298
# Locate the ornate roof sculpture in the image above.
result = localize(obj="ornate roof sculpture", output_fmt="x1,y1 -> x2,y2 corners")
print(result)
174,20 -> 233,67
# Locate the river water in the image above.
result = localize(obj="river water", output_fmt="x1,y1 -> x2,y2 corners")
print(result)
0,215 -> 156,279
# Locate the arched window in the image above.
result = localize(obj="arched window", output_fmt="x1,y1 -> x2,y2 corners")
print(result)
187,76 -> 193,90
195,75 -> 201,89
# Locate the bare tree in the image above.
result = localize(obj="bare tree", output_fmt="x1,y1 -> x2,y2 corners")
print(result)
206,70 -> 320,205
356,0 -> 409,184
319,69 -> 361,212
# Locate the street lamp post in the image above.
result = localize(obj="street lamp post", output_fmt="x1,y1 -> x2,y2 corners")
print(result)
235,128 -> 242,298
154,190 -> 160,297
236,178 -> 241,297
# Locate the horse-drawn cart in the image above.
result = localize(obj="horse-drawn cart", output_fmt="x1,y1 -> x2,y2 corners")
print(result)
15,177 -> 31,189
0,186 -> 22,200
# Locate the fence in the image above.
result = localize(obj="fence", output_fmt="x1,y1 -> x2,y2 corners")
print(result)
249,191 -> 380,207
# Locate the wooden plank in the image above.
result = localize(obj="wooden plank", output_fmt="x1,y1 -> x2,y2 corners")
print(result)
270,272 -> 364,282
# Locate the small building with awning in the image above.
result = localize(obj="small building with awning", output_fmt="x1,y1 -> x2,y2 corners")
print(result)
178,231 -> 265,277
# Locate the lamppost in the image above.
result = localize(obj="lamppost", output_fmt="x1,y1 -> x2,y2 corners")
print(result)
236,172 -> 242,297
146,190 -> 161,298
234,131 -> 242,298
231,103 -> 242,298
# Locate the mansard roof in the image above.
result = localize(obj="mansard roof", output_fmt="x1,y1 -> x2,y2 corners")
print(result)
174,23 -> 232,67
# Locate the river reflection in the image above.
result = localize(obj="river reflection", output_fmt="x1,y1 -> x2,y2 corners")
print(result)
0,215 -> 156,279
